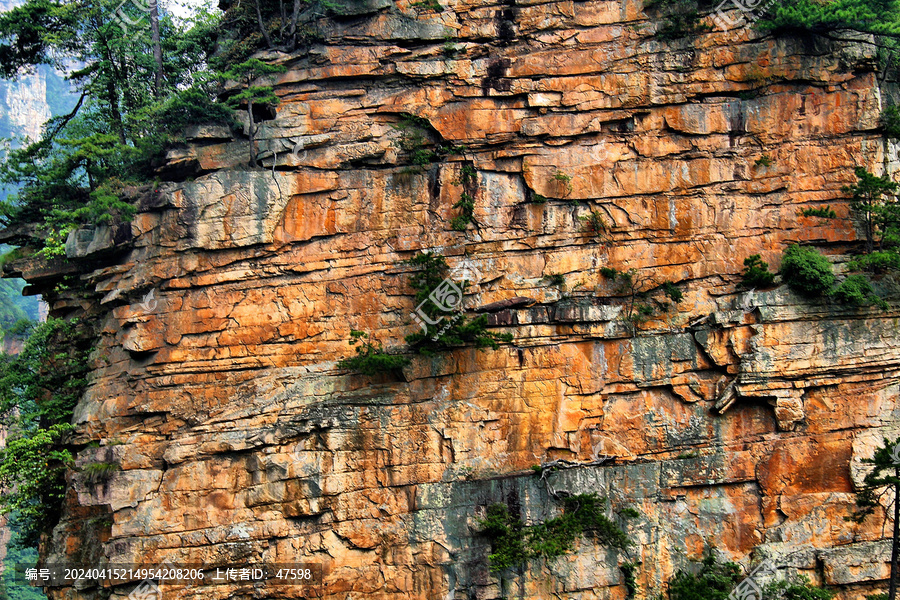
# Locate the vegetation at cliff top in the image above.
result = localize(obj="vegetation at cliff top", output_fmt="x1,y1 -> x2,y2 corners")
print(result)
478,493 -> 633,572
759,0 -> 900,35
0,1 -> 285,255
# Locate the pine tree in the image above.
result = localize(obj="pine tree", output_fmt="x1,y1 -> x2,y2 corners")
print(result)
222,59 -> 288,167
843,167 -> 900,253
847,436 -> 900,599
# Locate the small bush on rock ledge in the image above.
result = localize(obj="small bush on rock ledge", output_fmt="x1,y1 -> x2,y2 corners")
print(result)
741,254 -> 776,288
337,330 -> 410,376
404,252 -> 512,355
780,244 -> 835,298
478,493 -> 632,572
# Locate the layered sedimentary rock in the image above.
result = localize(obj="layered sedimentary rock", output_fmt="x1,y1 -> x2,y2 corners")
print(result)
8,0 -> 900,598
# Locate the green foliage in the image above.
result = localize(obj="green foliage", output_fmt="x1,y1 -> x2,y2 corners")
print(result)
442,35 -> 458,57
848,250 -> 900,273
553,171 -> 573,196
763,576 -> 834,600
579,211 -> 609,242
831,274 -> 885,307
211,0 -> 349,69
600,267 -> 683,331
644,0 -> 713,40
412,0 -> 443,12
755,155 -> 774,167
758,0 -> 900,35
404,252 -> 512,354
741,254 -> 776,288
843,167 -> 900,253
0,424 -> 74,548
543,273 -> 566,287
222,59 -> 288,167
0,2 -> 236,251
530,192 -> 548,204
660,281 -> 684,303
780,244 -> 835,297
846,435 -> 900,525
666,553 -> 743,600
144,86 -> 239,135
622,562 -> 638,599
393,114 -> 438,172
882,105 -> 900,139
0,318 -> 91,547
800,206 -> 837,219
450,165 -> 478,231
81,461 -> 120,486
1,527 -> 47,600
478,493 -> 632,572
337,330 -> 410,376
0,0 -> 80,78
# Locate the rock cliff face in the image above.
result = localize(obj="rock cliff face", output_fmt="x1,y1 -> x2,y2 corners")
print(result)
9,1 -> 900,598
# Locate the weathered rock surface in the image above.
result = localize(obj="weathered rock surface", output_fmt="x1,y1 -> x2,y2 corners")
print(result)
9,1 -> 900,598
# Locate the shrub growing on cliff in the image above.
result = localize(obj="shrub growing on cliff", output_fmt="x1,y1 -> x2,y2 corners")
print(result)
884,105 -> 900,139
741,254 -> 776,288
644,0 -> 713,40
478,493 -> 632,572
780,244 -> 835,297
600,267 -> 683,332
337,330 -> 410,376
799,206 -> 837,219
404,252 -> 512,354
832,274 -> 885,307
451,165 -> 478,231
763,576 -> 834,600
849,250 -> 900,273
579,210 -> 610,242
666,553 -> 743,600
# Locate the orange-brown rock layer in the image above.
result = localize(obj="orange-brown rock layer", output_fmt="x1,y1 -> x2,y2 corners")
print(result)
9,1 -> 900,598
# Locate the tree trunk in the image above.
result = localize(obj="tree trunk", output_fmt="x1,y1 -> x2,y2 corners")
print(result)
247,100 -> 257,167
891,475 -> 900,600
97,34 -> 127,144
289,0 -> 302,50
253,0 -> 275,49
149,0 -> 164,97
